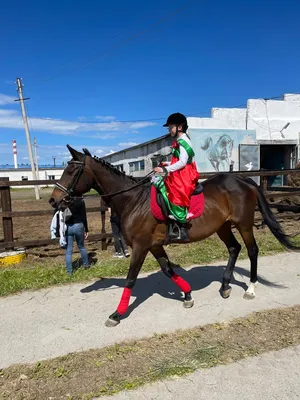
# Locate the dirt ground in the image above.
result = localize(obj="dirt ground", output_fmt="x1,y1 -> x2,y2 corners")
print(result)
0,188 -> 113,259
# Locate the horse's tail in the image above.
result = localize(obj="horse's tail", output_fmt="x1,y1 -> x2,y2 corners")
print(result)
201,137 -> 213,151
245,177 -> 300,251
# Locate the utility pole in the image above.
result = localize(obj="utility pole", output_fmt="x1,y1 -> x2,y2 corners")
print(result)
15,78 -> 40,200
33,138 -> 40,188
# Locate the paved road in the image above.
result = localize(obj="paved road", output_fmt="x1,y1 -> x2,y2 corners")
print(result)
99,345 -> 300,400
0,252 -> 299,368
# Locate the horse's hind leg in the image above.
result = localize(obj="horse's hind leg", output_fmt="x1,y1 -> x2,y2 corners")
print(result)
236,226 -> 259,300
217,221 -> 242,298
150,245 -> 194,308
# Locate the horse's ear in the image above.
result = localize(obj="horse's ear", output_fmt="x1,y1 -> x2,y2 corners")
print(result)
82,148 -> 92,156
66,144 -> 83,161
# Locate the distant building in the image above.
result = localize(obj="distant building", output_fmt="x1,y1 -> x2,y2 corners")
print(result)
102,134 -> 173,177
0,167 -> 64,188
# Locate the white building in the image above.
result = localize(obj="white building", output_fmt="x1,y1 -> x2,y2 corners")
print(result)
103,93 -> 300,185
0,167 -> 64,188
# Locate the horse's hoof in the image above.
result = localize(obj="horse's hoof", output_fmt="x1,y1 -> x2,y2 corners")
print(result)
105,311 -> 121,327
105,318 -> 120,327
183,298 -> 194,308
243,292 -> 256,300
221,287 -> 232,299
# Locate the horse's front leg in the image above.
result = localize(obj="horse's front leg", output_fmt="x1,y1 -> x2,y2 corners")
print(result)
105,244 -> 149,327
150,245 -> 194,308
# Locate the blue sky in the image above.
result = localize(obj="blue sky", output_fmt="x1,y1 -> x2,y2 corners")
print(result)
1,0 -> 300,165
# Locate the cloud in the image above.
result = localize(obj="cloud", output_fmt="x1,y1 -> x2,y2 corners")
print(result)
86,133 -> 116,139
104,150 -> 116,156
95,116 -> 116,122
118,142 -> 138,147
0,94 -> 16,105
0,106 -> 156,136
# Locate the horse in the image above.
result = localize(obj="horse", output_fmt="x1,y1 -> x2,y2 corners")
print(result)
201,134 -> 234,171
49,145 -> 300,327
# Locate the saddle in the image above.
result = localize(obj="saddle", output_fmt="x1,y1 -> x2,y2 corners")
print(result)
151,182 -> 205,244
156,182 -> 204,220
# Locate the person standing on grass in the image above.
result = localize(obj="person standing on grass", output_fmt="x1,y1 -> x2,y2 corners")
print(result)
65,196 -> 89,275
109,205 -> 130,259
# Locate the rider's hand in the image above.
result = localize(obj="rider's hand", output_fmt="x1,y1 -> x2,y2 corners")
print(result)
154,167 -> 164,173
160,162 -> 168,167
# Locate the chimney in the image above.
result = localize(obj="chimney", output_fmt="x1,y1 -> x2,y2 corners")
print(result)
12,140 -> 18,169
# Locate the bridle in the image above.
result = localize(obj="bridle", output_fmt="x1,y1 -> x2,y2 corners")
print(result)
54,156 -> 90,203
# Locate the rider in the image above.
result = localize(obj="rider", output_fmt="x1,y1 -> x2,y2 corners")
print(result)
153,112 -> 200,242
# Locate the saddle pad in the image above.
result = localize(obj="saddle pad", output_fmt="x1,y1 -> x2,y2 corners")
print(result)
150,186 -> 205,222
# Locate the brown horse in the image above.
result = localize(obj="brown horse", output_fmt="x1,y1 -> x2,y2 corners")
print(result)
49,145 -> 300,327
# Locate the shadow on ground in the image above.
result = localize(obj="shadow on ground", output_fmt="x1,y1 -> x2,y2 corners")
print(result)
81,263 -> 285,320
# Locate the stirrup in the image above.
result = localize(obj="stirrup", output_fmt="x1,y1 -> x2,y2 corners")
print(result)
166,220 -> 190,244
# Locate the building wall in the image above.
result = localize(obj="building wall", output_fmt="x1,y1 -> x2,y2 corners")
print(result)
246,95 -> 300,142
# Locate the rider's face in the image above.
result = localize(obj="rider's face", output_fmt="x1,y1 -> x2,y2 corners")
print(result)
168,124 -> 182,137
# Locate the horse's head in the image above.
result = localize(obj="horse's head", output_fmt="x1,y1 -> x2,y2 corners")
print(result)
49,145 -> 94,210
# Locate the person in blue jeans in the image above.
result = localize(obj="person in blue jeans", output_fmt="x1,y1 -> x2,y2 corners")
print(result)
65,197 -> 89,275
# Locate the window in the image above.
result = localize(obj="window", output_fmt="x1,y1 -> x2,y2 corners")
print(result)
115,164 -> 124,172
21,176 -> 28,181
48,175 -> 55,180
129,160 -> 145,172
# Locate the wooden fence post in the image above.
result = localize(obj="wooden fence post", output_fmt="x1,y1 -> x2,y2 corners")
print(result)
261,175 -> 267,229
0,177 -> 14,250
262,175 -> 267,194
100,198 -> 108,250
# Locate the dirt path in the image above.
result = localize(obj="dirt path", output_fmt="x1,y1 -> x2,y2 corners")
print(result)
99,345 -> 300,400
1,252 -> 299,369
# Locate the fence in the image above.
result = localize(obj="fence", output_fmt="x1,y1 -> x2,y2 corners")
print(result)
1,169 -> 300,251
0,177 -> 112,251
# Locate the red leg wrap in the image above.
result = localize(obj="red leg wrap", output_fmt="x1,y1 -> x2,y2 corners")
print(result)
171,273 -> 191,293
117,287 -> 132,315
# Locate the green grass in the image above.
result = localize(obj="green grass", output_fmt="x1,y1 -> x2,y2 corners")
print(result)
0,229 -> 293,297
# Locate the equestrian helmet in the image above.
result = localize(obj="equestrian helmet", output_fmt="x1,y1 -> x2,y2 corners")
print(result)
163,112 -> 187,127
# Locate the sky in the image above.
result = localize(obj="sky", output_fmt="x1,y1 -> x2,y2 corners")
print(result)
1,0 -> 300,165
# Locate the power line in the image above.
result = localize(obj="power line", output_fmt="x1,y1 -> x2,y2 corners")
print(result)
42,0 -> 197,82
26,90 -> 300,125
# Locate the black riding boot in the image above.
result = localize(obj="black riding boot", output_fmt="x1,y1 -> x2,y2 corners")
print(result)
166,220 -> 190,244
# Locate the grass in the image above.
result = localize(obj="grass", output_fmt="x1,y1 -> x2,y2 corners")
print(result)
0,305 -> 299,399
0,228 -> 293,297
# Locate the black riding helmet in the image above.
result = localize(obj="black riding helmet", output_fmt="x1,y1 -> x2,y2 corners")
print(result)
163,112 -> 188,133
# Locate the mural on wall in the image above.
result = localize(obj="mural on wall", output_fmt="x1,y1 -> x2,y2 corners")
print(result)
189,129 -> 256,172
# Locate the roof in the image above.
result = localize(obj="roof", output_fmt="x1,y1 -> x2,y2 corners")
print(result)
102,134 -> 169,160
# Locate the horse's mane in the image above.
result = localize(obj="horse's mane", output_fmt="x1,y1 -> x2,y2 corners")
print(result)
82,147 -> 140,183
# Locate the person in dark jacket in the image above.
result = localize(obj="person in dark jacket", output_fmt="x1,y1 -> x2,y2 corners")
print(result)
109,205 -> 130,259
65,197 -> 89,275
